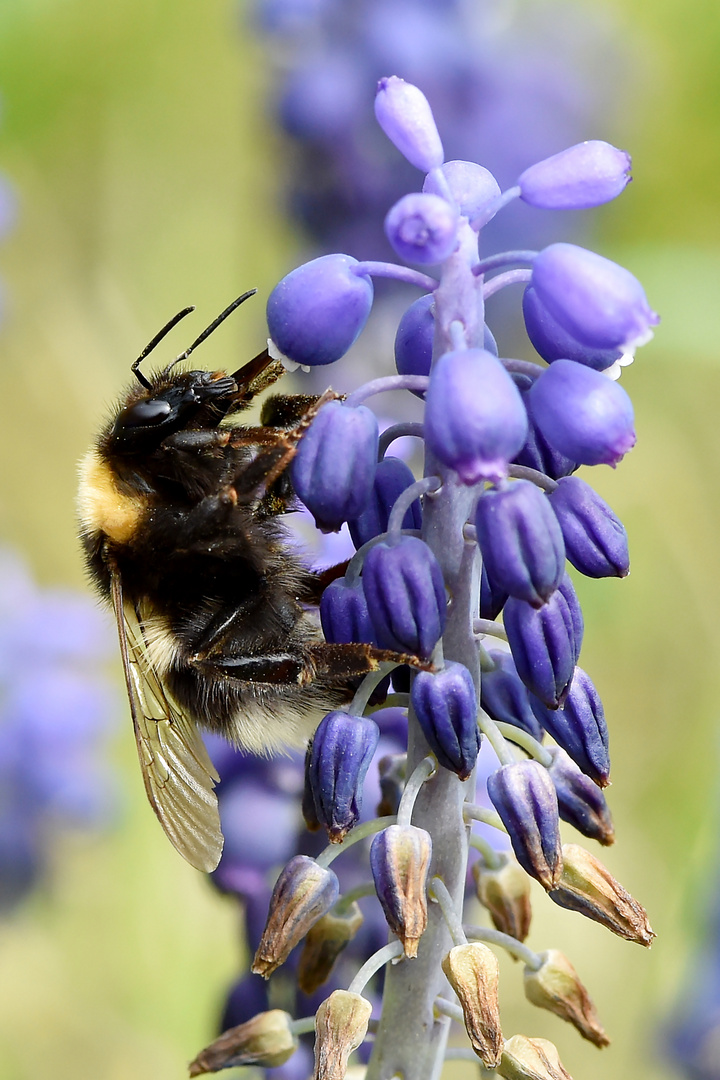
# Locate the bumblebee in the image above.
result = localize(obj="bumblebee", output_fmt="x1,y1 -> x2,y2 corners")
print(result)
78,294 -> 413,871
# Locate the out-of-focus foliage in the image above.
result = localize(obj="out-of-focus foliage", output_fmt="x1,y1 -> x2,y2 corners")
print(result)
0,0 -> 718,1078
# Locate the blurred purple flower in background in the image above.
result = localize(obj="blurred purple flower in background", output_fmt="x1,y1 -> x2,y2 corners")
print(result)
0,548 -> 117,910
251,0 -> 625,265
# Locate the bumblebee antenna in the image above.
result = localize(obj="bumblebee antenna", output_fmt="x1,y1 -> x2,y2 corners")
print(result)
132,306 -> 196,389
162,289 -> 258,377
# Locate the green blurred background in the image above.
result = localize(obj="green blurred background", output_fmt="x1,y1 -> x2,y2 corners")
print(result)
0,0 -> 718,1077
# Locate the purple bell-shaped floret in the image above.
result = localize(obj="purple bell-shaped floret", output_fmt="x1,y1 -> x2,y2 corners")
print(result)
530,666 -> 610,787
267,254 -> 374,366
394,295 -> 497,391
522,286 -> 622,371
320,578 -> 377,646
411,661 -> 480,780
480,650 -> 543,742
474,480 -> 565,608
546,747 -> 614,846
530,243 -> 658,354
348,456 -> 422,549
487,760 -> 562,890
291,401 -> 378,531
425,348 -> 528,484
518,141 -> 632,210
362,536 -> 446,659
308,712 -> 380,843
549,475 -> 629,577
529,359 -> 636,468
503,584 -> 579,708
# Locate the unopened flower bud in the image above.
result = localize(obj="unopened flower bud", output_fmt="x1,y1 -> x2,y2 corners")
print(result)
292,401 -> 379,532
513,376 -> 578,480
309,712 -> 380,842
530,243 -> 658,354
442,942 -> 503,1067
473,852 -> 532,942
475,480 -> 565,608
518,141 -> 631,210
523,286 -> 621,371
320,578 -> 378,646
411,661 -> 480,779
529,359 -> 636,468
189,1010 -> 297,1076
498,1035 -> 573,1080
530,666 -> 610,787
524,949 -> 609,1047
298,902 -> 364,995
314,989 -> 373,1080
377,752 -> 407,816
549,843 -> 655,946
267,254 -> 374,366
424,159 -> 501,220
480,651 -> 543,742
549,475 -> 629,578
374,76 -> 444,171
370,823 -> 431,957
348,456 -> 422,548
546,747 -> 614,845
385,192 -> 459,265
362,535 -> 446,658
558,574 -> 584,661
253,856 -> 340,977
503,587 -> 578,709
487,761 -> 562,890
425,348 -> 528,484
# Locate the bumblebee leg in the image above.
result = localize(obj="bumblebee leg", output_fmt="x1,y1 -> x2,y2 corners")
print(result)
189,653 -> 307,684
232,388 -> 340,500
260,394 -> 321,429
307,642 -> 432,678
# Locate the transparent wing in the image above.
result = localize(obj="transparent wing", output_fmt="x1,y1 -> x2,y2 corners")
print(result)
110,571 -> 224,872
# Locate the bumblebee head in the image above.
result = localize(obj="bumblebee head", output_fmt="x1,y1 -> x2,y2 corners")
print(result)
108,371 -> 238,454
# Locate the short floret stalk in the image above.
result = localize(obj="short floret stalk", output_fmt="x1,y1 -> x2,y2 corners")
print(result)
366,202 -> 484,1080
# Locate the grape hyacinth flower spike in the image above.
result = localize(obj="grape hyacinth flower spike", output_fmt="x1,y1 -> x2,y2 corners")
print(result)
192,75 -> 657,1080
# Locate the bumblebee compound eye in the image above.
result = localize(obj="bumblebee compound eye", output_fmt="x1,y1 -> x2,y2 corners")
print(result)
120,400 -> 173,427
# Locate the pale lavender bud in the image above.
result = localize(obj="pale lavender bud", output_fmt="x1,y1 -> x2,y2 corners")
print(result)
424,348 -> 528,484
513,376 -> 577,480
487,760 -> 563,890
530,243 -> 659,354
529,359 -> 636,468
475,480 -> 565,608
309,712 -> 380,843
348,456 -> 422,548
385,192 -> 459,265
374,76 -> 444,171
362,536 -> 446,658
267,253 -> 373,366
410,661 -> 480,780
423,160 -> 501,220
530,667 -> 610,787
549,475 -> 629,577
518,141 -> 631,210
292,401 -> 379,532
